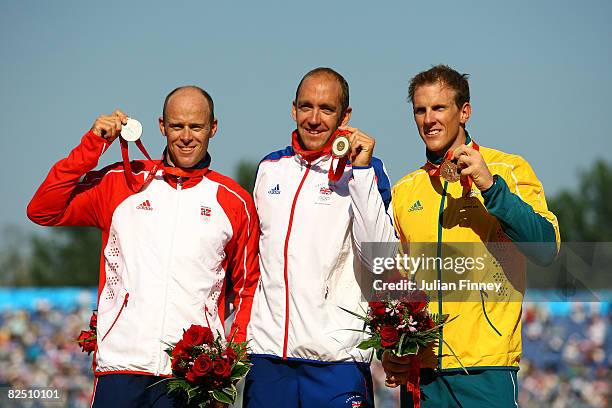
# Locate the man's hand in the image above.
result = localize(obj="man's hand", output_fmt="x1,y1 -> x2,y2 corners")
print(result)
338,125 -> 375,167
381,347 -> 438,388
91,109 -> 129,143
452,145 -> 494,191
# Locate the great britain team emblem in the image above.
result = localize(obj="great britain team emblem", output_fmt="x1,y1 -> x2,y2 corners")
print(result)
319,186 -> 332,196
315,183 -> 333,204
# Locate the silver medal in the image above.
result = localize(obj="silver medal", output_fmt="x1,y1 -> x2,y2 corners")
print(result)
121,118 -> 142,142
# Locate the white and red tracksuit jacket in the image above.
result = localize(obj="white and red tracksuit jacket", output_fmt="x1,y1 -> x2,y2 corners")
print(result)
246,145 -> 396,363
27,131 -> 260,377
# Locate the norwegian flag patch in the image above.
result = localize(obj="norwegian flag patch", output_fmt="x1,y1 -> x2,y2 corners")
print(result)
201,205 -> 212,221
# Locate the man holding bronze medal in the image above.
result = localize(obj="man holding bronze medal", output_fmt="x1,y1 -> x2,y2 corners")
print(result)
27,86 -> 260,407
383,65 -> 560,406
243,67 -> 396,407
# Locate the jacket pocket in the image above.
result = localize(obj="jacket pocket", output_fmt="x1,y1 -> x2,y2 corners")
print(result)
479,290 -> 502,337
101,292 -> 129,342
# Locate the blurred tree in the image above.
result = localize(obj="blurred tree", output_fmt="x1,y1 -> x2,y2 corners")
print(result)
0,226 -> 100,286
235,159 -> 258,194
0,226 -> 31,286
28,227 -> 100,286
548,159 -> 612,241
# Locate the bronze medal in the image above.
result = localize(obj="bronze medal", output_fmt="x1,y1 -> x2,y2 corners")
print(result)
440,159 -> 460,183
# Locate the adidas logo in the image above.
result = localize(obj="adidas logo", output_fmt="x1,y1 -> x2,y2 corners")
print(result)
268,184 -> 281,195
136,199 -> 153,211
408,200 -> 423,212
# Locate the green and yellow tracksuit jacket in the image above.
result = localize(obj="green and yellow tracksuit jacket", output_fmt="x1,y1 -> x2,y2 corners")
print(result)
391,138 -> 560,372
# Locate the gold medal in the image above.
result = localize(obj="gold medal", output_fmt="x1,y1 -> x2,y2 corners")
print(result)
332,136 -> 350,158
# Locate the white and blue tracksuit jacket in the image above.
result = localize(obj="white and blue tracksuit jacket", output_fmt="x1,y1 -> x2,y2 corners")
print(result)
246,146 -> 395,363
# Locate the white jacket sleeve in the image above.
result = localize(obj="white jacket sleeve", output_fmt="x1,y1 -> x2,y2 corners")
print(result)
349,158 -> 398,269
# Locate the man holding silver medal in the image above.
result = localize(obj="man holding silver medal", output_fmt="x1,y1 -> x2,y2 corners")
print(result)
27,86 -> 260,407
384,65 -> 560,407
243,67 -> 396,407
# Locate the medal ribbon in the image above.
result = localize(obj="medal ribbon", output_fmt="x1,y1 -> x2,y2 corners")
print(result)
427,149 -> 454,177
120,138 -> 209,192
120,137 -> 157,192
291,129 -> 351,182
405,354 -> 421,408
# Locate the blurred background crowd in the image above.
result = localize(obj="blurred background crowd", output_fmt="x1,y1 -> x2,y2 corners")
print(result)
0,297 -> 95,407
0,291 -> 608,407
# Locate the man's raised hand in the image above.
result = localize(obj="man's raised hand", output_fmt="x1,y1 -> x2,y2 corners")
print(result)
453,145 -> 494,191
338,125 -> 375,167
91,109 -> 129,142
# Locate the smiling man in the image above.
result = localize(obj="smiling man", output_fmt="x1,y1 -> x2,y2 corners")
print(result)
385,65 -> 560,407
161,87 -> 217,168
27,86 -> 260,407
243,68 -> 396,407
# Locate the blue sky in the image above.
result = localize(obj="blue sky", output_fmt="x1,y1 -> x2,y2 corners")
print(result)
1,0 -> 611,241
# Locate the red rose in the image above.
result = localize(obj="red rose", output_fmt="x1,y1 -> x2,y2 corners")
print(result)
370,302 -> 386,317
403,291 -> 428,314
224,346 -> 238,363
213,358 -> 232,378
77,330 -> 96,354
171,355 -> 188,376
379,325 -> 399,348
89,313 -> 97,330
182,325 -> 214,346
192,354 -> 213,378
172,339 -> 191,360
185,370 -> 197,383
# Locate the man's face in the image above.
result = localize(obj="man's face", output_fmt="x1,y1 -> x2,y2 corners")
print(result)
291,74 -> 352,151
412,81 -> 471,155
159,89 -> 217,168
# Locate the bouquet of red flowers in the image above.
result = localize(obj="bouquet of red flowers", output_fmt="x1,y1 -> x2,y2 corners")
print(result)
163,325 -> 251,408
76,311 -> 97,355
342,291 -> 462,408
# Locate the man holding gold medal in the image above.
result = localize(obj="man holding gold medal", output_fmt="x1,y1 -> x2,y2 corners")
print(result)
244,67 -> 396,407
27,86 -> 260,407
384,65 -> 560,407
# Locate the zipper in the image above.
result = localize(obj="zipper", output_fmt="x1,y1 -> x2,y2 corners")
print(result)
282,164 -> 311,359
156,176 -> 182,374
480,290 -> 502,336
436,180 -> 448,370
101,293 -> 129,342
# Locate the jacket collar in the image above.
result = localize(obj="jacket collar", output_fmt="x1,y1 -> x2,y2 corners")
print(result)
163,149 -> 211,169
159,149 -> 211,189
